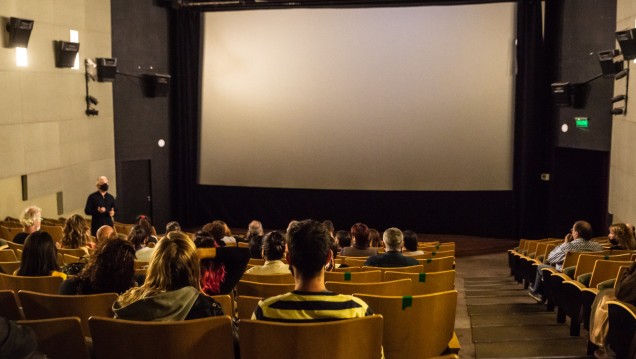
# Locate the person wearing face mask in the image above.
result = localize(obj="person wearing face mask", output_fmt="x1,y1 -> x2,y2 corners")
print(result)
84,176 -> 117,236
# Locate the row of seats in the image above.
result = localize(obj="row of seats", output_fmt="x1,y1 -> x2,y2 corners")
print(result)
508,239 -> 636,358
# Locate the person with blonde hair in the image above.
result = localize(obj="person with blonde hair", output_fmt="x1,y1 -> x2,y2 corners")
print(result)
608,223 -> 636,250
12,206 -> 42,245
113,232 -> 223,321
60,214 -> 93,254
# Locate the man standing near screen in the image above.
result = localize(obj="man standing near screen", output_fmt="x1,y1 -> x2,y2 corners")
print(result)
84,176 -> 116,236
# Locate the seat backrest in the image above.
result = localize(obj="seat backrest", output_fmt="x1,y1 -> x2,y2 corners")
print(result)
236,280 -> 295,298
418,256 -> 455,272
239,315 -> 383,359
355,290 -> 458,358
572,253 -> 629,279
420,250 -> 455,259
587,261 -> 635,289
325,278 -> 412,296
606,300 -> 636,359
324,270 -> 382,283
333,266 -> 378,273
210,294 -> 233,317
0,290 -> 23,320
343,257 -> 368,267
236,295 -> 263,320
18,290 -> 118,337
562,250 -> 610,270
0,249 -> 17,262
241,272 -> 295,284
17,317 -> 90,359
384,270 -> 456,295
0,272 -> 63,294
362,265 -> 424,275
1,226 -> 24,242
420,243 -> 455,252
57,248 -> 88,257
89,315 -> 235,359
0,261 -> 21,275
248,258 -> 265,266
40,225 -> 64,243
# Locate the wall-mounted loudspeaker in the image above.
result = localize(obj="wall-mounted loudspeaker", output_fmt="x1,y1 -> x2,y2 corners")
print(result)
616,28 -> 636,60
143,73 -> 171,97
96,58 -> 117,82
55,40 -> 80,68
5,17 -> 34,48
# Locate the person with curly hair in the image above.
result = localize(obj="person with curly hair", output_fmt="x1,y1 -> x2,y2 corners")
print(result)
608,223 -> 636,250
113,232 -> 223,321
16,231 -> 66,279
59,237 -> 137,295
60,214 -> 92,254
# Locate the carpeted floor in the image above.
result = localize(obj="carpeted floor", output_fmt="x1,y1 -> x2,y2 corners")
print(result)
455,252 -> 593,359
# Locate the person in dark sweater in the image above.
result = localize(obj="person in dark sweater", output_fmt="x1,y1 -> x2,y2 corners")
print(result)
364,227 -> 419,267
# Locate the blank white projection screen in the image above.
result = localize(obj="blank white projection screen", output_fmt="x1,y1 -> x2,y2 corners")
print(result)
200,4 -> 516,191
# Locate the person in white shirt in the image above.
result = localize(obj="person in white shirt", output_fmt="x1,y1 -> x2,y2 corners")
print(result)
244,231 -> 289,275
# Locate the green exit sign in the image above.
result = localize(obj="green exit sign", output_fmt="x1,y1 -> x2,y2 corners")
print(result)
575,117 -> 589,128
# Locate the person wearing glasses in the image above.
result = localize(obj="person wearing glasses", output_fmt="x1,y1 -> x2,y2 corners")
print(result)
528,220 -> 603,302
84,176 -> 116,236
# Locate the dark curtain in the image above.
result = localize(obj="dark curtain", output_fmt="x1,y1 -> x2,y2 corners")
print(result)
171,8 -> 201,227
513,0 -> 551,238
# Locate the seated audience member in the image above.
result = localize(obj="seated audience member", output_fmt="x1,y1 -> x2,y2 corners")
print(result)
12,206 -> 42,245
402,230 -> 425,256
248,234 -> 264,259
589,261 -> 636,359
364,228 -> 419,267
59,238 -> 136,295
60,214 -> 93,253
326,234 -> 345,271
113,232 -> 224,321
0,317 -> 37,359
246,220 -> 264,240
136,215 -> 158,245
95,224 -> 118,248
335,230 -> 352,253
245,231 -> 289,275
165,221 -> 181,235
322,220 -> 335,238
194,230 -> 217,248
253,220 -> 373,321
203,220 -> 235,247
128,224 -> 155,262
528,220 -> 603,301
341,223 -> 378,257
16,231 -> 66,279
368,228 -> 382,248
607,223 -> 636,250
197,234 -> 250,295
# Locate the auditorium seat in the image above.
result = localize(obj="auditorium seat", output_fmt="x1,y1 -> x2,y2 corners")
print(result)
236,280 -> 295,298
418,256 -> 455,272
90,315 -> 235,359
324,270 -> 382,283
18,317 -> 90,359
241,272 -> 294,284
0,249 -> 17,262
236,295 -> 262,320
0,272 -> 63,295
355,290 -> 458,358
0,261 -> 20,274
383,270 -> 455,295
325,278 -> 412,296
239,315 -> 383,359
19,290 -> 118,336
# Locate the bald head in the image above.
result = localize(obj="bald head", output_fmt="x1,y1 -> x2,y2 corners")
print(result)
96,225 -> 116,245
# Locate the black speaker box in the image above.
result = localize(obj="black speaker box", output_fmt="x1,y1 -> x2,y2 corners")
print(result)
55,41 -> 80,68
616,28 -> 636,60
6,17 -> 34,48
551,82 -> 572,107
96,57 -> 117,82
598,50 -> 624,77
143,73 -> 171,97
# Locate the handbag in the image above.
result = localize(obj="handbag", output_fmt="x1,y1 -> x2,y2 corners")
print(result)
60,256 -> 88,276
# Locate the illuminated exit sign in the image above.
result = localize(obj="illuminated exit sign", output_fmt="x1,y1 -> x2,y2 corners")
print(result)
575,117 -> 589,128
